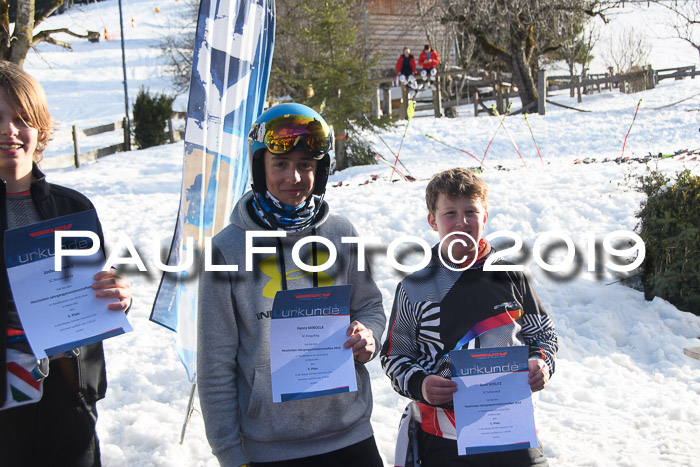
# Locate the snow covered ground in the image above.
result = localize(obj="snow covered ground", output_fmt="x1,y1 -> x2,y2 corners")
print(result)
17,0 -> 700,465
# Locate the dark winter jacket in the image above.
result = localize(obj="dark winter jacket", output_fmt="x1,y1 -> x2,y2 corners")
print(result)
1,164 -> 108,408
418,49 -> 440,70
396,54 -> 417,77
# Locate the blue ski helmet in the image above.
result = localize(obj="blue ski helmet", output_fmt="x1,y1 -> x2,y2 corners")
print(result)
248,103 -> 333,197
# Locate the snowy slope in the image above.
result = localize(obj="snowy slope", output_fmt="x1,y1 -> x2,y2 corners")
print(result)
17,1 -> 700,465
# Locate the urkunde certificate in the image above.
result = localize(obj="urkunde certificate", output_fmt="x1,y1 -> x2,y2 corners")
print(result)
4,210 -> 133,359
450,346 -> 537,455
270,285 -> 356,402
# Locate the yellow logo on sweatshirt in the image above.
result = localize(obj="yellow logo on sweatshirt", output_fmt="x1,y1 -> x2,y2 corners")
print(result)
259,253 -> 335,299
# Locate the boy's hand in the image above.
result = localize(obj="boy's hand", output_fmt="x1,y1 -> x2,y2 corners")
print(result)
421,375 -> 457,405
344,321 -> 375,363
528,358 -> 549,392
92,270 -> 132,312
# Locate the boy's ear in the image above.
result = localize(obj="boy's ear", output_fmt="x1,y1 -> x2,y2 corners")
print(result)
427,212 -> 438,231
483,210 -> 489,225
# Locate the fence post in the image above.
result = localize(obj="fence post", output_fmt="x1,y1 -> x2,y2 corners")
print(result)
168,116 -> 175,144
473,92 -> 479,117
647,65 -> 655,89
454,76 -> 460,107
538,70 -> 547,116
72,125 -> 81,168
123,117 -> 131,152
382,86 -> 391,118
400,86 -> 408,120
433,78 -> 443,118
372,86 -> 381,119
576,76 -> 582,103
334,130 -> 346,170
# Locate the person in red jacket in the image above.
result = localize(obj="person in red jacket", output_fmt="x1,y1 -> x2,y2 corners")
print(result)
395,47 -> 418,97
418,45 -> 440,90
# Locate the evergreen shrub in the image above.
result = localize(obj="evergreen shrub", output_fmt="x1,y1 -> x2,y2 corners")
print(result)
636,169 -> 700,315
132,88 -> 175,149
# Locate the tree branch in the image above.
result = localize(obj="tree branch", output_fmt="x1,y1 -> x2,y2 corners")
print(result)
474,29 -> 509,60
32,28 -> 100,48
34,0 -> 64,28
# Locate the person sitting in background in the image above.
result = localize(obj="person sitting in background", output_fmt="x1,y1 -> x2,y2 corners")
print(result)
396,47 -> 419,98
418,45 -> 440,90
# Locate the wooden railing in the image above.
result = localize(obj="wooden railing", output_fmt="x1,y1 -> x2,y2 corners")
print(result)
370,64 -> 698,119
41,112 -> 186,170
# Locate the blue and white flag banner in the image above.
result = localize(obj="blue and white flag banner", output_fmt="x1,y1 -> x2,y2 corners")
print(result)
150,0 -> 276,382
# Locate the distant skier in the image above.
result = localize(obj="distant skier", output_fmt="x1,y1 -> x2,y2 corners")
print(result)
396,47 -> 419,99
418,44 -> 440,90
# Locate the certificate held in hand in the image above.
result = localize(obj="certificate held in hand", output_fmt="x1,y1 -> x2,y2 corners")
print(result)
450,346 -> 537,456
269,285 -> 356,403
4,210 -> 133,359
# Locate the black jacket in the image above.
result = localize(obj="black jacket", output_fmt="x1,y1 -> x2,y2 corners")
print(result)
1,164 -> 107,408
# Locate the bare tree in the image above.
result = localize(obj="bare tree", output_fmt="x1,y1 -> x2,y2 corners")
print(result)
604,25 -> 650,73
552,19 -> 599,96
1,0 -> 100,67
653,0 -> 700,61
159,0 -> 199,94
437,0 -> 618,110
415,0 -> 454,69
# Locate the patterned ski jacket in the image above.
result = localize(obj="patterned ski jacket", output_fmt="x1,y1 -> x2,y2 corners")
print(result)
381,246 -> 558,438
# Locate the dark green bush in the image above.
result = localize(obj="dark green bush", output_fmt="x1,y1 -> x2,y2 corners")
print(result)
132,88 -> 175,149
636,169 -> 700,315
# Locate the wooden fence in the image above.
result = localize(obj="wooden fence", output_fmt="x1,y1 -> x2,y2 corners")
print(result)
41,112 -> 186,170
40,64 -> 697,170
371,64 -> 698,120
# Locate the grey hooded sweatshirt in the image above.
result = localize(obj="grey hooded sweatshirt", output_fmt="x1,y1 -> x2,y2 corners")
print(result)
197,191 -> 386,466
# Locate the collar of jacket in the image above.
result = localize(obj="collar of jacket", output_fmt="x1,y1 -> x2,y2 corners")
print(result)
0,162 -> 49,208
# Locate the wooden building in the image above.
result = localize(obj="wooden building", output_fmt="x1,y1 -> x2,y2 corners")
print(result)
359,0 -> 453,75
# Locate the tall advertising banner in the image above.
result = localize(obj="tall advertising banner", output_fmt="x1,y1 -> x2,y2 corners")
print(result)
150,0 -> 276,382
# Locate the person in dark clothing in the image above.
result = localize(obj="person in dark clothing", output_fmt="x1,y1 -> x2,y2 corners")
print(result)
0,60 -> 132,467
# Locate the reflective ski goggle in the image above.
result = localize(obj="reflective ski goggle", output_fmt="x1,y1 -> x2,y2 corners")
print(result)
249,114 -> 332,159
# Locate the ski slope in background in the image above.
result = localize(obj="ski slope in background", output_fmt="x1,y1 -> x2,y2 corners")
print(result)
19,0 -> 700,465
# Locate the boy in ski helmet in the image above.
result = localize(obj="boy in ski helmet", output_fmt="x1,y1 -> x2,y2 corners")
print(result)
198,103 -> 386,466
381,168 -> 558,466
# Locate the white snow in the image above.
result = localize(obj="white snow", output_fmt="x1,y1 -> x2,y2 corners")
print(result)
18,0 -> 700,465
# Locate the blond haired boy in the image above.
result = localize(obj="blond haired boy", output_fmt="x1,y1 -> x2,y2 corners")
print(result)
381,168 -> 558,466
